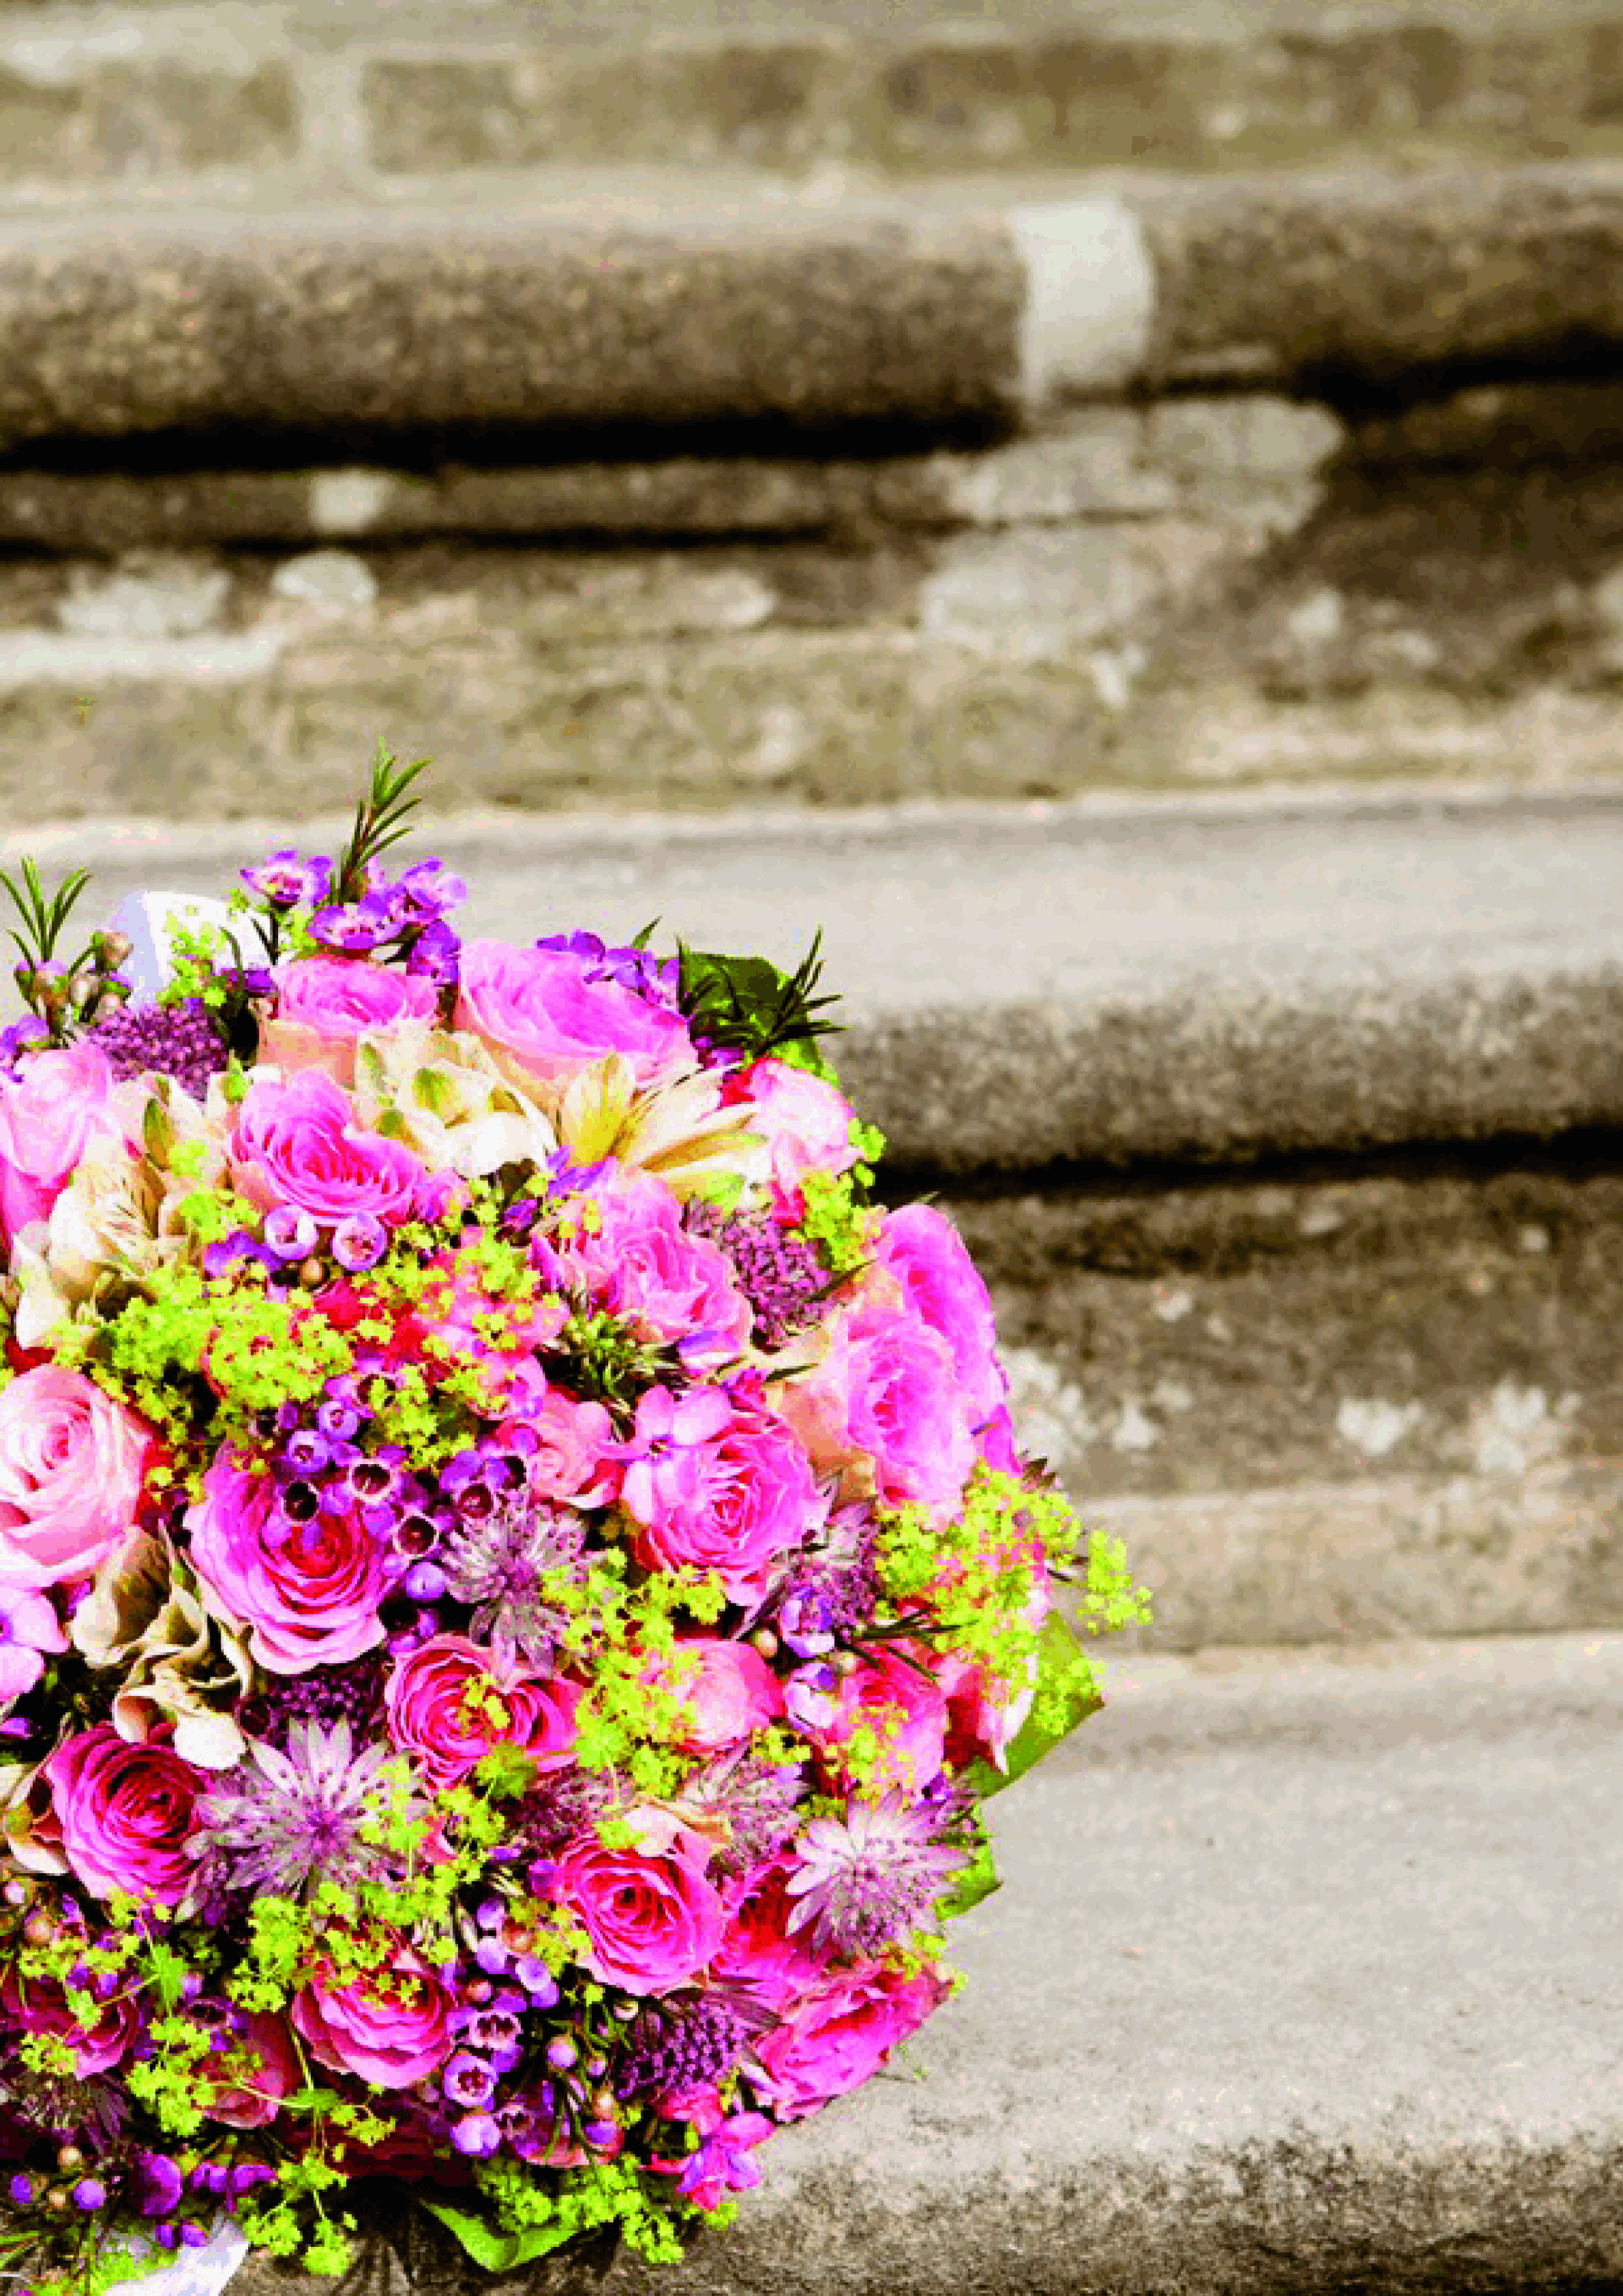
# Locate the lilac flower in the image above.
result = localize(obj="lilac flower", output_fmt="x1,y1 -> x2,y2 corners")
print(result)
785,1793 -> 970,1958
192,1717 -> 426,1899
405,918 -> 461,985
533,932 -> 678,1009
389,860 -> 469,927
621,1996 -> 757,2100
241,848 -> 332,909
309,899 -> 394,954
89,996 -> 229,1100
0,1585 -> 67,1704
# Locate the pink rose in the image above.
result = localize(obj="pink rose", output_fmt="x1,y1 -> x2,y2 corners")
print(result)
778,1291 -> 976,1519
938,1648 -> 1038,1774
712,1863 -> 821,2013
260,958 -> 441,1086
455,939 -> 696,1098
538,1171 -> 751,1371
813,1644 -> 948,1795
0,1367 -> 152,1592
666,1638 -> 784,1753
293,1952 -> 452,2089
753,1960 -> 950,2120
875,1204 -> 1005,1426
525,1390 -> 620,1509
384,1634 -> 579,1790
186,1450 -> 387,1676
45,1723 -> 200,1905
208,2012 -> 299,2128
0,1041 -> 127,1240
558,1831 -> 728,1996
231,1068 -> 447,1229
622,1388 -> 825,1605
3,1967 -> 137,2077
724,1058 -> 859,1216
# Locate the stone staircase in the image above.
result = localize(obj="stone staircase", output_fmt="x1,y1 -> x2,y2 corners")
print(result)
3,1 -> 1623,2286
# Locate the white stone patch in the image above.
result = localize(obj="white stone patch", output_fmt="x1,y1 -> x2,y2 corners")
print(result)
1,21 -> 144,82
1112,1400 -> 1158,1453
1001,1344 -> 1097,1463
1152,1283 -> 1194,1323
1006,198 -> 1154,406
1466,1379 -> 1567,1480
1150,1377 -> 1195,1415
919,528 -> 1162,662
0,632 -> 287,689
1518,1223 -> 1552,1255
59,553 -> 229,641
270,549 -> 380,618
1285,585 -> 1346,651
308,469 -> 397,537
1336,1396 -> 1425,1460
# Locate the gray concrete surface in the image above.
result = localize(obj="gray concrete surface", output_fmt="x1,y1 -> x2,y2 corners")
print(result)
596,1629 -> 1623,2296
24,785 -> 1623,1172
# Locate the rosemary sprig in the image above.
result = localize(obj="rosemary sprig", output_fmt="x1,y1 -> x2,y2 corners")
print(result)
0,857 -> 93,980
675,931 -> 842,1068
330,741 -> 433,907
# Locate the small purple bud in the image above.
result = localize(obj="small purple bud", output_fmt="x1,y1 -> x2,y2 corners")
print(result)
263,1206 -> 319,1262
181,2222 -> 207,2248
404,1561 -> 448,1604
9,2172 -> 34,2205
515,1958 -> 558,2007
544,2036 -> 577,2072
72,2180 -> 107,2212
332,1213 -> 388,1272
451,2114 -> 501,2159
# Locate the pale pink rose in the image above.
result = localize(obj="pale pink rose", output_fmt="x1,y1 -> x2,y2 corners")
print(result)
524,1389 -> 620,1509
3,1966 -> 137,2076
455,939 -> 696,1098
753,1960 -> 950,2120
260,958 -> 440,1085
0,1366 -> 152,1593
666,1638 -> 784,1753
186,1450 -> 387,1676
384,1634 -> 579,1790
45,1723 -> 200,1906
622,1388 -> 825,1605
812,1644 -> 948,1795
558,1831 -> 728,1996
723,1058 -> 859,1215
875,1203 -> 1005,1426
778,1291 -> 976,1519
0,1040 -> 127,1241
293,1952 -> 452,2089
207,2012 -> 299,2128
537,1170 -> 751,1370
231,1068 -> 448,1228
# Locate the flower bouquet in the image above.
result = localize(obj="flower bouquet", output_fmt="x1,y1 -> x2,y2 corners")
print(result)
0,751 -> 1148,2296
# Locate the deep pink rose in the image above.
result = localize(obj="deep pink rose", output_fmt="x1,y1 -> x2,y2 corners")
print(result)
558,1832 -> 728,1996
753,1960 -> 950,2120
623,1389 -> 825,1605
538,1171 -> 751,1370
0,1041 -> 126,1240
0,1367 -> 152,1593
666,1638 -> 784,1753
384,1634 -> 579,1790
455,939 -> 696,1097
231,1068 -> 447,1228
937,1648 -> 1038,1774
208,2012 -> 299,2128
875,1204 -> 1005,1426
293,1952 -> 452,2089
260,958 -> 440,1085
187,1450 -> 387,1675
813,1644 -> 948,1794
712,1863 -> 821,2013
778,1291 -> 976,1518
3,1966 -> 137,2076
45,1723 -> 200,1905
723,1058 -> 859,1216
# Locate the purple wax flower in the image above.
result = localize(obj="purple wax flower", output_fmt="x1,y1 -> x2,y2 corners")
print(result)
242,848 -> 332,909
332,1213 -> 388,1272
451,2115 -> 501,2159
263,1207 -> 320,1263
405,918 -> 461,984
73,2180 -> 107,2212
442,2052 -> 496,2110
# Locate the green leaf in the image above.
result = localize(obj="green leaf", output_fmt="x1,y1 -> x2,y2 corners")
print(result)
936,1833 -> 1001,1922
676,938 -> 842,1069
142,1941 -> 190,2013
963,1611 -> 1104,1803
421,2198 -> 576,2274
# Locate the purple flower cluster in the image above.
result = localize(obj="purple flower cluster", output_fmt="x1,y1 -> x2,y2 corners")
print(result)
685,1204 -> 829,1352
88,997 -> 230,1101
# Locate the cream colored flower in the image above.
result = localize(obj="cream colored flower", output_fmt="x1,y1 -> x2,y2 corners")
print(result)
71,1525 -> 253,1770
0,1746 -> 67,1876
556,1055 -> 762,1202
350,1023 -> 558,1177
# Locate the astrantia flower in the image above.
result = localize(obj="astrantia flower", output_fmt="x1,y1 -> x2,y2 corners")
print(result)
785,1793 -> 969,1958
437,1491 -> 589,1664
192,1717 -> 427,1900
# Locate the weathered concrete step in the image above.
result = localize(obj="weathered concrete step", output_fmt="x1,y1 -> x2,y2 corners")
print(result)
588,1630 -> 1623,2296
15,0 -> 1623,202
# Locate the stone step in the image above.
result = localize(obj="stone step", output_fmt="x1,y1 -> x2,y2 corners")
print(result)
16,788 -> 1623,1651
14,0 -> 1623,206
586,1630 -> 1623,2296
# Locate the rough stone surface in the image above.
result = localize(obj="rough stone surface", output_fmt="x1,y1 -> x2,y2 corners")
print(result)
592,1632 -> 1623,2296
14,794 -> 1623,1177
0,201 -> 1024,453
1143,160 -> 1623,390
